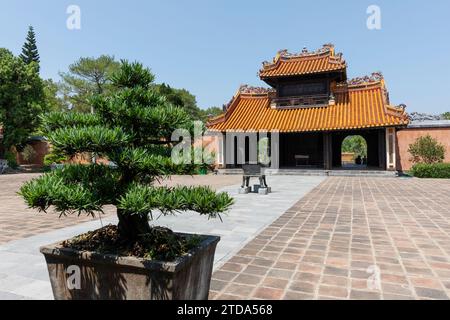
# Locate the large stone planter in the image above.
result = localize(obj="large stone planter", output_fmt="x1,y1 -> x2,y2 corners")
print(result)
40,233 -> 220,300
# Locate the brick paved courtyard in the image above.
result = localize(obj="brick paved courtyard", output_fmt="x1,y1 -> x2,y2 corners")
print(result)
0,174 -> 318,299
0,173 -> 241,245
2,173 -> 450,300
0,173 -> 114,245
210,177 -> 450,300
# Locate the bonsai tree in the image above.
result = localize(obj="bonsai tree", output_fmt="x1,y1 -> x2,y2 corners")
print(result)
408,134 -> 445,164
20,61 -> 233,257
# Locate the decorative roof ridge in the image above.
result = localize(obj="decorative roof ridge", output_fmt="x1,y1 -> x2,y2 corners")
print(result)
408,112 -> 443,122
261,44 -> 346,71
345,72 -> 384,87
206,113 -> 226,126
208,113 -> 225,122
238,84 -> 274,96
208,85 -> 273,126
386,104 -> 409,119
335,82 -> 382,93
386,104 -> 406,113
386,108 -> 409,123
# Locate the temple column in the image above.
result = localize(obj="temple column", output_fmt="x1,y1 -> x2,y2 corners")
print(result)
218,133 -> 225,168
323,132 -> 332,170
378,129 -> 386,170
385,128 -> 397,171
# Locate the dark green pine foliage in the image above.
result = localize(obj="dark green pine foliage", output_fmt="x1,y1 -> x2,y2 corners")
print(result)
0,49 -> 44,154
20,26 -> 40,70
20,61 -> 234,242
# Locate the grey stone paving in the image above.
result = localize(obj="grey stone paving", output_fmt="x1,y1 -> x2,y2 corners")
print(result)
0,176 -> 325,300
211,177 -> 450,300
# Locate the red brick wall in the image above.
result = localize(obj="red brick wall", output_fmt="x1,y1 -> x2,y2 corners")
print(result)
396,128 -> 450,171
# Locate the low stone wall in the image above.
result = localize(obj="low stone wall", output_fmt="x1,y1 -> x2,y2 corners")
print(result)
397,127 -> 450,171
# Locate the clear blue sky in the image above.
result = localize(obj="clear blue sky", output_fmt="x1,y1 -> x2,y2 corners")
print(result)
1,0 -> 449,113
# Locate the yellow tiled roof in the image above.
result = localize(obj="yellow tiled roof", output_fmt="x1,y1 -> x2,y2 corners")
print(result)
208,81 -> 409,132
259,44 -> 347,79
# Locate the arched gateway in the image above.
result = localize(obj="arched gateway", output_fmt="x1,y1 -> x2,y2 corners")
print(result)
207,44 -> 408,172
341,135 -> 368,168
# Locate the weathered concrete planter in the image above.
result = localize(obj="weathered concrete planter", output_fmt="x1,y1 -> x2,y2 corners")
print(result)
40,233 -> 220,300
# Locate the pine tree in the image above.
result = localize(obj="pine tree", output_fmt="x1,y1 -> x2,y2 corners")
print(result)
20,26 -> 40,70
20,61 -> 233,246
0,49 -> 44,156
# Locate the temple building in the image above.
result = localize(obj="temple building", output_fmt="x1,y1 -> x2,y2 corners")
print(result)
207,44 -> 411,172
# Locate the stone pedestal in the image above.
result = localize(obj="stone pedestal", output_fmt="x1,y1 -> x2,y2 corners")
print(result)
258,187 -> 271,195
239,187 -> 251,194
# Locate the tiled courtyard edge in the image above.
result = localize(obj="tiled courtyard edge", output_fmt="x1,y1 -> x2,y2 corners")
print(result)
211,177 -> 450,300
0,175 -> 324,299
2,174 -> 450,300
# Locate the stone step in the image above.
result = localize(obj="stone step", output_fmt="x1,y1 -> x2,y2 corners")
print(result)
264,169 -> 328,176
218,168 -> 398,177
328,170 -> 398,177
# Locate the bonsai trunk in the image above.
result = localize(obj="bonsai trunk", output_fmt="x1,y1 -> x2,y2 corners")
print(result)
117,209 -> 152,241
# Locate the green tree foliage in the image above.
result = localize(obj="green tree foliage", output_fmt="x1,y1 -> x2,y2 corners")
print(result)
441,112 -> 450,120
408,135 -> 445,164
4,151 -> 18,169
341,135 -> 367,158
411,163 -> 450,179
0,49 -> 44,156
20,61 -> 233,243
43,79 -> 67,112
58,55 -> 121,112
21,144 -> 37,163
153,84 -> 223,122
154,83 -> 203,120
19,26 -> 40,70
58,56 -> 210,122
200,106 -> 223,121
43,151 -> 68,166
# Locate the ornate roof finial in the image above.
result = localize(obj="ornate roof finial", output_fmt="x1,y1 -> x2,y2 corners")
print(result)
323,43 -> 335,55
